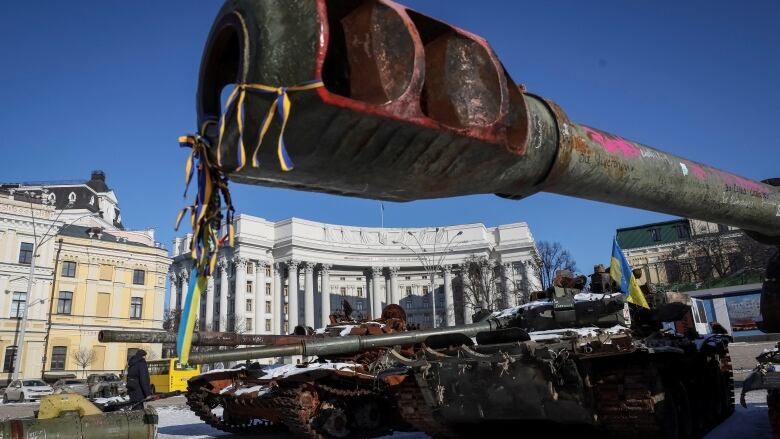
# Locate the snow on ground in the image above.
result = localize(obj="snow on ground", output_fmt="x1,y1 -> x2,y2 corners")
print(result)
156,388 -> 769,439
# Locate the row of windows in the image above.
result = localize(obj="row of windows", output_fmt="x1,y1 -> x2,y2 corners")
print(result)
9,291 -> 143,319
17,245 -> 147,285
3,346 -> 152,372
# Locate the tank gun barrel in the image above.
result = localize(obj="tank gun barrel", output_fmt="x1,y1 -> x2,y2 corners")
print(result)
196,0 -> 780,243
187,316 -> 509,365
98,330 -> 301,346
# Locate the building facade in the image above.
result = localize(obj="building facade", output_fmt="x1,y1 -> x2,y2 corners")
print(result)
44,226 -> 169,378
0,193 -> 60,381
0,172 -> 169,382
616,218 -> 740,286
169,214 -> 540,352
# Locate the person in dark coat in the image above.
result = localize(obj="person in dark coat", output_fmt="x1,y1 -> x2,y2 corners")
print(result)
126,349 -> 152,404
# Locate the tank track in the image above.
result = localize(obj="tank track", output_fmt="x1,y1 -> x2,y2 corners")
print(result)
395,379 -> 461,439
275,383 -> 395,439
185,378 -> 279,434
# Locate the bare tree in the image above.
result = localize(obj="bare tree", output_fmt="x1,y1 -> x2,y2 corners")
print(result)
661,230 -> 774,288
72,348 -> 96,378
531,241 -> 578,291
462,255 -> 514,310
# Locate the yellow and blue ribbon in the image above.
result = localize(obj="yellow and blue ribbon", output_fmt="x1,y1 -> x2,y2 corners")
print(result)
175,133 -> 236,363
216,80 -> 323,172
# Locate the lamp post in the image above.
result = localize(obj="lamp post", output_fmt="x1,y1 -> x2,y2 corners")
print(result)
394,228 -> 462,328
11,191 -> 100,380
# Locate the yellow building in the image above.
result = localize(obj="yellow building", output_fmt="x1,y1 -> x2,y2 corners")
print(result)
42,225 -> 169,379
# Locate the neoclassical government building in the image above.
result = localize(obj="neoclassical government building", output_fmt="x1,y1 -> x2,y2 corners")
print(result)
169,214 -> 540,335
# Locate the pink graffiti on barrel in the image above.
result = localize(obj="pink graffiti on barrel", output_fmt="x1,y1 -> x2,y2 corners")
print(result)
687,162 -> 708,181
583,127 -> 641,158
717,171 -> 771,195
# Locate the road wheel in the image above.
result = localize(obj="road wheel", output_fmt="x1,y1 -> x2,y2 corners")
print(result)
2,393 -> 7,404
19,392 -> 25,402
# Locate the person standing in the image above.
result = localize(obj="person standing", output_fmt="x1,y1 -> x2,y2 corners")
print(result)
126,349 -> 152,404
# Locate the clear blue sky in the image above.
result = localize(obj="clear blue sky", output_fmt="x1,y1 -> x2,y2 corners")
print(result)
1,1 -> 778,274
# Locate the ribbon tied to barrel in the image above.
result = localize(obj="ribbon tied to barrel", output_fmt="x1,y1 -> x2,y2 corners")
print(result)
174,80 -> 321,363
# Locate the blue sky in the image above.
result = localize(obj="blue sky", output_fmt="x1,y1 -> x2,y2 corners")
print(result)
1,1 -> 778,274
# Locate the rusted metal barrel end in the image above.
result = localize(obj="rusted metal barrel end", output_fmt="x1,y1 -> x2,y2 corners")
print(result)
196,0 -> 544,201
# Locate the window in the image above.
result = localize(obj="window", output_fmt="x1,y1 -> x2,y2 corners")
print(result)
265,319 -> 272,331
340,277 -> 346,281
51,346 -> 67,370
61,261 -> 77,277
265,267 -> 271,277
132,269 -> 145,285
246,299 -> 253,312
648,228 -> 661,242
356,301 -> 364,311
247,263 -> 254,274
246,280 -> 253,293
283,323 -> 289,334
130,297 -> 143,319
674,224 -> 690,240
246,318 -> 253,331
405,286 -> 412,296
265,301 -> 272,313
283,304 -> 289,315
406,297 -> 413,308
340,287 -> 346,296
405,276 -> 411,280
356,287 -> 363,297
356,277 -> 362,281
266,284 -> 271,295
18,242 -> 33,265
422,275 -> 427,280
99,265 -> 113,281
3,346 -> 17,372
10,292 -> 26,318
283,286 -> 288,296
422,286 -> 429,295
57,291 -> 73,314
96,293 -> 111,317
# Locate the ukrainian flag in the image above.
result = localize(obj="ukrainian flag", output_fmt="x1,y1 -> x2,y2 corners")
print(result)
610,237 -> 649,308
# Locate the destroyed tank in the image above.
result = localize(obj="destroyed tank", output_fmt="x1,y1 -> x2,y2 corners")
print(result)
183,269 -> 734,439
177,303 -> 410,437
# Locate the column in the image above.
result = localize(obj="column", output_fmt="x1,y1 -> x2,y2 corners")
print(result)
273,262 -> 283,334
460,265 -> 474,324
303,262 -> 315,328
320,264 -> 332,326
233,257 -> 247,331
385,274 -> 391,304
205,276 -> 215,330
168,270 -> 178,312
443,265 -> 455,326
287,260 -> 300,330
255,261 -> 266,334
178,269 -> 190,310
502,263 -> 514,308
389,267 -> 400,304
371,266 -> 383,318
218,257 -> 229,332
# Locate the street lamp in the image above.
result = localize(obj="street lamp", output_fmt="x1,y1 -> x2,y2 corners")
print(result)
393,228 -> 463,328
11,191 -> 101,380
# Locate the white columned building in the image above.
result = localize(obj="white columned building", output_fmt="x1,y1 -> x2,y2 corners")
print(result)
170,215 -> 541,358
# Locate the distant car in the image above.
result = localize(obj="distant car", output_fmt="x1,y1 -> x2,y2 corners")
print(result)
52,379 -> 89,396
86,373 -> 127,398
2,379 -> 53,403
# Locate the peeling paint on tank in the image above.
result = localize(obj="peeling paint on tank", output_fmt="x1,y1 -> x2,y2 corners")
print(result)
717,171 -> 771,196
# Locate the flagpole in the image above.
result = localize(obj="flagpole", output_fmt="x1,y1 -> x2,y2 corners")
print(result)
381,202 -> 384,229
